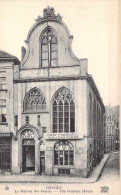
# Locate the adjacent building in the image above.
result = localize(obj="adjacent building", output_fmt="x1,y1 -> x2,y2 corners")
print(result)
105,105 -> 120,153
0,7 -> 105,177
0,51 -> 20,173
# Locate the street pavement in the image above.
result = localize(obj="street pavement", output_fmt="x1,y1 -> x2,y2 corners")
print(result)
0,153 -> 110,183
97,151 -> 120,183
0,152 -> 120,195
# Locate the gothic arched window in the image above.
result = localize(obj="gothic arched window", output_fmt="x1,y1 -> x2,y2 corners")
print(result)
24,88 -> 46,112
52,87 -> 75,133
54,141 -> 74,166
41,27 -> 57,67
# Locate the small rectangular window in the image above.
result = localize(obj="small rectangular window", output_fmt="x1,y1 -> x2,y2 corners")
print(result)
37,115 -> 40,126
14,115 -> 18,126
0,100 -> 6,123
40,151 -> 45,156
0,77 -> 6,89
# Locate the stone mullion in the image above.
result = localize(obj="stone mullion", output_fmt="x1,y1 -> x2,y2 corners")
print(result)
63,101 -> 64,133
69,102 -> 70,133
57,102 -> 59,133
48,41 -> 51,67
58,151 -> 60,165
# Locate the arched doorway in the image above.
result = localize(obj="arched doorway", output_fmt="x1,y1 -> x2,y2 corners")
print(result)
18,126 -> 40,174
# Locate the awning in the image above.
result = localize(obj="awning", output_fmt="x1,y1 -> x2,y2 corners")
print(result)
0,133 -> 13,137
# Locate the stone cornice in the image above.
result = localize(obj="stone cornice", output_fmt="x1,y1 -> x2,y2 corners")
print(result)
14,75 -> 87,83
20,64 -> 80,71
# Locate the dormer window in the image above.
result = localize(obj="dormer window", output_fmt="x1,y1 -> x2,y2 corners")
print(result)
41,27 -> 57,67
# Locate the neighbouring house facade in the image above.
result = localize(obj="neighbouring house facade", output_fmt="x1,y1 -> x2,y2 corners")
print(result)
0,7 -> 105,177
0,51 -> 20,173
105,105 -> 120,153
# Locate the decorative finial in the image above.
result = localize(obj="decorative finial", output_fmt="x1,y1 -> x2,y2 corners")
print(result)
35,6 -> 62,22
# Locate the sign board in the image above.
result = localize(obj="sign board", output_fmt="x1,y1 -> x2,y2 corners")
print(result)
44,133 -> 78,139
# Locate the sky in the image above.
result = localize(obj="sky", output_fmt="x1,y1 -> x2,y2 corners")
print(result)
0,0 -> 120,107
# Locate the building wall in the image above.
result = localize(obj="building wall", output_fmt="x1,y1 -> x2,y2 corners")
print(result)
21,21 -> 79,69
0,61 -> 15,173
105,105 -> 120,153
0,7 -> 105,177
86,80 -> 105,174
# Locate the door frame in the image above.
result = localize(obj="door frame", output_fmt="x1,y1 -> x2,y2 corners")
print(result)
40,156 -> 45,174
18,127 -> 40,174
22,139 -> 35,172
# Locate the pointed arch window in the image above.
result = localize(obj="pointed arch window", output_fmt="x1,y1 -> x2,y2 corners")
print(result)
41,27 -> 57,67
54,141 -> 74,166
24,88 -> 46,112
52,87 -> 75,133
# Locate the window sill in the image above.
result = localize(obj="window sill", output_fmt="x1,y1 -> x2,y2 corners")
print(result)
22,110 -> 49,114
0,89 -> 7,92
0,122 -> 8,126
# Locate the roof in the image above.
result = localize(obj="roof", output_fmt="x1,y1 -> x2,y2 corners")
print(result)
0,50 -> 20,64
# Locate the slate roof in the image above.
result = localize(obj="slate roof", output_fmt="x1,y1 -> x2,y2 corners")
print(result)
0,50 -> 20,64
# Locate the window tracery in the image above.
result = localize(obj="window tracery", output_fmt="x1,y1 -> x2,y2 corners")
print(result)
54,141 -> 74,166
24,88 -> 46,112
52,87 -> 75,133
41,27 -> 57,67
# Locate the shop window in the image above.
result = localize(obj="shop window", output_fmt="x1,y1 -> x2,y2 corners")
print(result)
41,27 -> 57,67
0,99 -> 6,123
0,77 -> 6,90
24,88 -> 46,112
54,141 -> 74,166
0,137 -> 11,172
52,87 -> 75,133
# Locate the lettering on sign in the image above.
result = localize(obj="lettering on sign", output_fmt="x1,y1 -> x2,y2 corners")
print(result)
45,133 -> 78,139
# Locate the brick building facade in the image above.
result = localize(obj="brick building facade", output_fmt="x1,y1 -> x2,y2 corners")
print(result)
0,7 -> 105,177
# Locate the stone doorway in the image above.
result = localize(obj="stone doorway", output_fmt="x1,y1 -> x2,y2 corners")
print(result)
22,139 -> 35,173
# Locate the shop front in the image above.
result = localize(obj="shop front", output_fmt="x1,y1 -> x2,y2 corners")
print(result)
0,134 -> 12,173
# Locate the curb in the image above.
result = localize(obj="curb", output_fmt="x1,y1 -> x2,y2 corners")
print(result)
95,153 -> 110,182
0,154 -> 110,184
